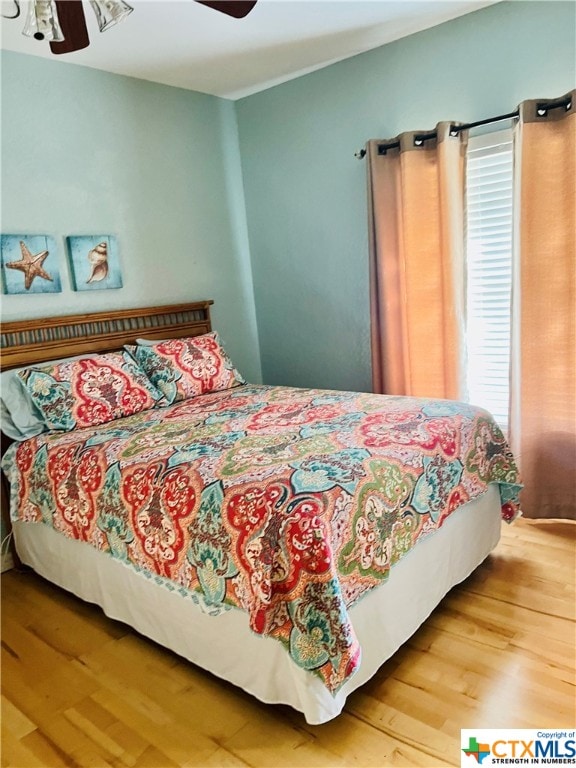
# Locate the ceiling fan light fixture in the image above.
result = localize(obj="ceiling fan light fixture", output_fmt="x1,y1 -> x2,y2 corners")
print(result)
22,0 -> 64,41
89,0 -> 133,33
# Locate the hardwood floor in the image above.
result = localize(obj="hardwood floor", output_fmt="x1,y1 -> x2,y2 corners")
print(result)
1,518 -> 574,768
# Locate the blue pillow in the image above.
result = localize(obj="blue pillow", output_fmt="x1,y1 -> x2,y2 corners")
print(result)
0,368 -> 45,440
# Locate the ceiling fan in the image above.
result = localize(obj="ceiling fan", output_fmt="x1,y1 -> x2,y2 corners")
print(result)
4,0 -> 259,55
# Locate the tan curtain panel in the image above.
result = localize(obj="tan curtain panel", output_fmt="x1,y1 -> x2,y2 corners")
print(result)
510,91 -> 576,520
367,123 -> 467,399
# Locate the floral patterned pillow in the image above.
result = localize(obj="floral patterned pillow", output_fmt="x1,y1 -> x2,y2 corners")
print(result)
126,332 -> 245,405
17,352 -> 165,432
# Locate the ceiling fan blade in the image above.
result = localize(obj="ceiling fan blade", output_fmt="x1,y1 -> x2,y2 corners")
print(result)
194,1 -> 258,19
50,0 -> 89,55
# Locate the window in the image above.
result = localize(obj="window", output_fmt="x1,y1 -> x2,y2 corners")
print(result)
465,129 -> 514,433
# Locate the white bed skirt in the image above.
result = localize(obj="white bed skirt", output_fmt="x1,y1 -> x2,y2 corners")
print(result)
12,485 -> 502,724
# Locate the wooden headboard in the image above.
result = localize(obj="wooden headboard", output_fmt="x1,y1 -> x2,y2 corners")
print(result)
0,301 -> 214,371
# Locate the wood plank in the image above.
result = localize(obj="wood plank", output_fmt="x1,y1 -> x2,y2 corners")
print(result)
2,518 -> 574,767
1,696 -> 36,740
0,727 -> 48,768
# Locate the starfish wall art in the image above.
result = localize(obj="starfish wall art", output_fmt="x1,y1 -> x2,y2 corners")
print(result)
1,234 -> 62,294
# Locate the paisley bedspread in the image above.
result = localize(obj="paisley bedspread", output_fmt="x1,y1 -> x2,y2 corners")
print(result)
3,384 -> 522,692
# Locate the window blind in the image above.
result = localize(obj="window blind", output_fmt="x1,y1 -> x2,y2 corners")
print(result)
465,129 -> 514,433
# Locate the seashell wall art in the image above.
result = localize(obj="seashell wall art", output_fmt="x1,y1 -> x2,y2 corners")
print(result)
66,235 -> 123,291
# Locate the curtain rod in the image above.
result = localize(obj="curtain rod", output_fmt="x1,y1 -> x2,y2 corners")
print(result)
355,95 -> 573,159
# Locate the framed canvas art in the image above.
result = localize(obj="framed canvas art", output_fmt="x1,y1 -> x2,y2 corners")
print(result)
1,234 -> 62,294
66,235 -> 123,291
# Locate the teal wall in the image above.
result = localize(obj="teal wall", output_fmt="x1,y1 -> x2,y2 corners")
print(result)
236,1 -> 576,392
2,1 -> 575,396
0,51 -> 261,384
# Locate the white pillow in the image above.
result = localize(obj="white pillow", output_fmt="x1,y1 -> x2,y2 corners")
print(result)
134,338 -> 167,346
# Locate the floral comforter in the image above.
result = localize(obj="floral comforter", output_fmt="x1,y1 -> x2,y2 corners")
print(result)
3,384 -> 522,692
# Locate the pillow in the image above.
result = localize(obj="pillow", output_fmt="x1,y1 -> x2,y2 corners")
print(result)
1,357 -> 92,441
134,338 -> 167,346
1,369 -> 44,440
0,392 -> 40,441
17,351 -> 165,432
126,332 -> 245,405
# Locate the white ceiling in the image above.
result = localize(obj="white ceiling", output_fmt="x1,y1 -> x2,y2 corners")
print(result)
1,0 -> 497,99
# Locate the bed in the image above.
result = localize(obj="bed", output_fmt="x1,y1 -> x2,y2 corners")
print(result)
0,301 -> 522,725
